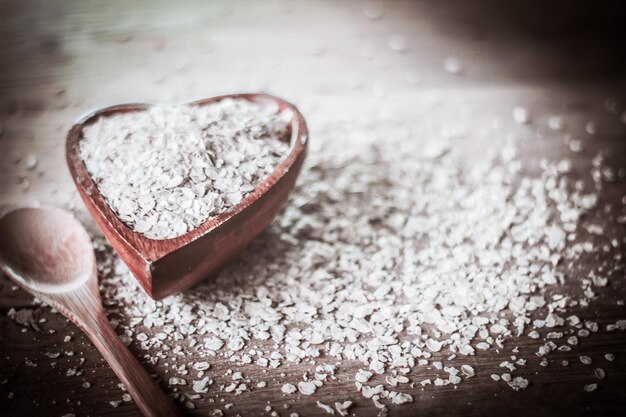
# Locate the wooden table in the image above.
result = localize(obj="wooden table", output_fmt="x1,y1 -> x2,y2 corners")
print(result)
1,1 -> 626,416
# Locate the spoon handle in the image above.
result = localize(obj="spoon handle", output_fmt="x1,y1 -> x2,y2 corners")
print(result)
83,312 -> 183,417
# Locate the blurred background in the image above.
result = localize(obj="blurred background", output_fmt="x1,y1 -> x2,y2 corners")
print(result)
1,0 -> 626,211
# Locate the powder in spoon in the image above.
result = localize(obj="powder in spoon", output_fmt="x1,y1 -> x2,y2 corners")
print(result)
78,98 -> 292,239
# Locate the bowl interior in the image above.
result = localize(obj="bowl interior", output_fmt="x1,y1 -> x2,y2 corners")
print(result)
66,93 -> 308,262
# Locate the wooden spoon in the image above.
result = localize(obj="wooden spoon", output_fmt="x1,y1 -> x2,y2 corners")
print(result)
0,207 -> 183,417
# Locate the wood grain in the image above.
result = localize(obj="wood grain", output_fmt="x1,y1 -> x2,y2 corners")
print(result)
1,0 -> 626,416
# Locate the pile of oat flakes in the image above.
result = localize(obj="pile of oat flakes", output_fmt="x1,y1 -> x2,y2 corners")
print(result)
79,98 -> 291,239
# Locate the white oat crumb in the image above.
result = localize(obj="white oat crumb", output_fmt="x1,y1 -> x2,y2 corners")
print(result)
594,368 -> 606,379
584,383 -> 598,392
317,400 -> 335,414
298,381 -> 317,396
512,106 -> 530,124
281,383 -> 297,394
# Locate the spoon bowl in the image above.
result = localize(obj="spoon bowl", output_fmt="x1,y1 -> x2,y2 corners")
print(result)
0,207 -> 93,294
0,207 -> 182,417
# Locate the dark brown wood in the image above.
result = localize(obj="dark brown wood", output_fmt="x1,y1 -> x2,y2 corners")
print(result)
66,94 -> 308,300
0,208 -> 183,417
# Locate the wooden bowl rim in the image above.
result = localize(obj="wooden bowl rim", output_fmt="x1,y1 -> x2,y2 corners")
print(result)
66,93 -> 308,262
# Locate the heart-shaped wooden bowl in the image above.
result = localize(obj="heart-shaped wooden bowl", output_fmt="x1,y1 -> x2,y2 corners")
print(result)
66,93 -> 307,300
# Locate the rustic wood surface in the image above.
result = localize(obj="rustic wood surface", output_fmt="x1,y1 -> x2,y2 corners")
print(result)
1,1 -> 626,416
